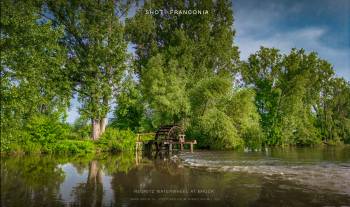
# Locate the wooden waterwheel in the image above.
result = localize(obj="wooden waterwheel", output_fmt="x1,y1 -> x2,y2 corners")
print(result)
154,125 -> 184,150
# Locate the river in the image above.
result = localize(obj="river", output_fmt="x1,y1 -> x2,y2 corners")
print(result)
1,146 -> 350,206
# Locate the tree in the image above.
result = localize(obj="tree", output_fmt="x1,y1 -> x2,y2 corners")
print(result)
241,47 -> 283,144
316,78 -> 350,144
241,47 -> 342,145
125,0 -> 270,150
141,54 -> 190,128
45,0 -> 131,139
1,0 -> 71,143
223,89 -> 265,149
111,71 -> 144,132
187,76 -> 245,149
126,0 -> 239,130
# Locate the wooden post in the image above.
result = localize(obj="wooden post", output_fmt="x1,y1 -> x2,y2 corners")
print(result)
190,143 -> 193,153
169,143 -> 172,151
179,134 -> 185,151
135,148 -> 139,165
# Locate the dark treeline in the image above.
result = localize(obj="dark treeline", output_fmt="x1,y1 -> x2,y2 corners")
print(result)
1,0 -> 349,154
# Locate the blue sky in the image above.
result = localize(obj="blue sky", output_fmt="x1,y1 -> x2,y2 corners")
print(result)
233,0 -> 350,79
67,0 -> 350,123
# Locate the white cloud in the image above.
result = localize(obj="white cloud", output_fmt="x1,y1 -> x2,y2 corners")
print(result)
234,7 -> 350,80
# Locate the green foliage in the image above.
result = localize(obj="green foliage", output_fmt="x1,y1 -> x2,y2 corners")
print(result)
189,108 -> 243,150
97,128 -> 136,152
126,0 -> 239,78
1,0 -> 71,141
26,114 -> 70,145
126,0 -> 240,138
53,140 -> 95,154
224,89 -> 265,149
241,47 -> 284,145
112,73 -> 144,132
0,114 -> 96,154
138,134 -> 155,142
316,78 -> 350,144
1,129 -> 32,154
189,76 -> 232,116
1,0 -> 349,151
71,117 -> 91,140
141,54 -> 190,128
19,141 -> 42,154
187,84 -> 264,150
187,77 -> 264,150
45,0 -> 130,139
241,47 -> 348,146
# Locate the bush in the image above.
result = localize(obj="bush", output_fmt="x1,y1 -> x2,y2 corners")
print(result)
0,115 -> 98,155
0,129 -> 42,154
97,128 -> 136,152
21,141 -> 42,154
53,140 -> 95,154
0,135 -> 12,153
0,128 -> 29,153
26,114 -> 70,145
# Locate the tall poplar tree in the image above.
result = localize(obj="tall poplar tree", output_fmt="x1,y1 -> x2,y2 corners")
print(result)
45,0 -> 131,139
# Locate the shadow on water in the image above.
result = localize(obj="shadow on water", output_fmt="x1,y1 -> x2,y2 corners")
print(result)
1,146 -> 350,207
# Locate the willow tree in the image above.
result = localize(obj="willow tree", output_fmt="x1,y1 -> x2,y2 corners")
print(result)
45,0 -> 130,139
126,0 -> 240,128
124,0 -> 264,149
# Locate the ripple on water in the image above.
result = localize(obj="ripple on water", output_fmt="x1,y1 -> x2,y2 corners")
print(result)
178,152 -> 350,195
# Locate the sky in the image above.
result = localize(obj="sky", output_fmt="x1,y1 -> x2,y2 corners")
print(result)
67,0 -> 350,123
233,0 -> 350,79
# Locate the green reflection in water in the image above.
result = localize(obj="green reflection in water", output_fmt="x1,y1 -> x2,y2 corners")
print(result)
1,153 -> 137,207
1,155 -> 66,207
1,147 -> 350,207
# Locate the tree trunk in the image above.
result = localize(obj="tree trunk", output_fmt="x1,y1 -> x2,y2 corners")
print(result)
92,119 -> 101,140
100,117 -> 108,135
91,118 -> 108,140
100,95 -> 109,135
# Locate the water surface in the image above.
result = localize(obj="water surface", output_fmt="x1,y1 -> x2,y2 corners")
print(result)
1,146 -> 350,206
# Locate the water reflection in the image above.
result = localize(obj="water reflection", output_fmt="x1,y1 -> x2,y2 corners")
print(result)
1,147 -> 350,207
1,156 -> 66,207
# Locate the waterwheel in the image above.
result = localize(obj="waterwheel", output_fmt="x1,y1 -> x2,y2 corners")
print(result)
154,125 -> 184,151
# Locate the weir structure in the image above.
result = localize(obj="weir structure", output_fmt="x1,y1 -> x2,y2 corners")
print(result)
135,125 -> 197,153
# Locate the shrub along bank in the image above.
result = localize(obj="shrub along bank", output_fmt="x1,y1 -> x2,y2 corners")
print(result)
1,115 -> 136,155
